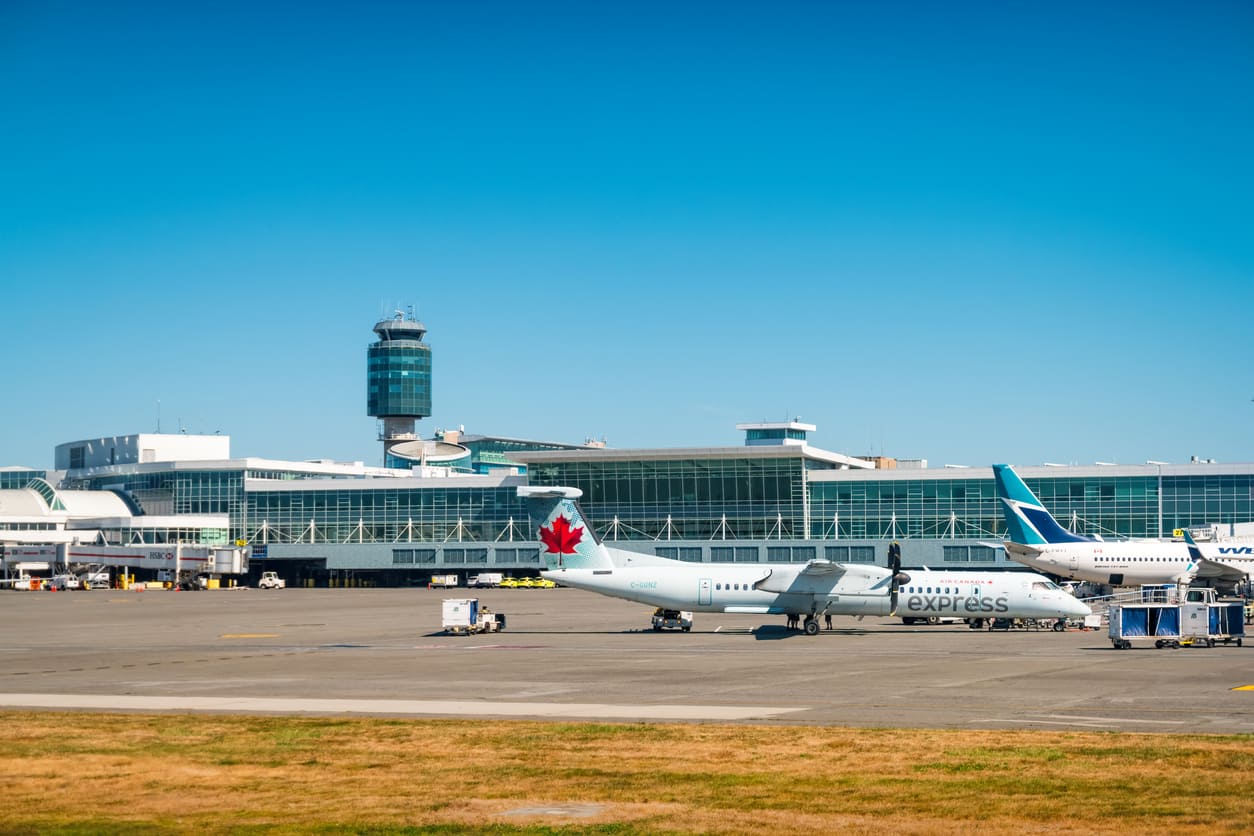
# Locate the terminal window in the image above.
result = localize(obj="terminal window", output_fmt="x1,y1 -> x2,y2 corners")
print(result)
392,548 -> 436,564
767,547 -> 792,562
711,547 -> 759,563
826,545 -> 875,563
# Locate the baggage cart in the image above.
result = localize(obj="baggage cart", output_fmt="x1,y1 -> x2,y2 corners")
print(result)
1109,588 -> 1245,649
442,598 -> 505,635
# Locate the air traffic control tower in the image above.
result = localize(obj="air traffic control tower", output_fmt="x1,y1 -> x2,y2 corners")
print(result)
367,309 -> 431,460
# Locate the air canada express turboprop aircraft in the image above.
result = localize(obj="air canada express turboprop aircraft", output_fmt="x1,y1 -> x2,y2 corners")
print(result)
993,463 -> 1254,590
520,486 -> 1089,635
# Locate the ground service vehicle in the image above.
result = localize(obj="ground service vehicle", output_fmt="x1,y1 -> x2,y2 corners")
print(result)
442,598 -> 505,635
1109,587 -> 1246,649
258,572 -> 286,589
83,570 -> 110,589
651,608 -> 693,631
469,573 -> 503,588
430,574 -> 459,588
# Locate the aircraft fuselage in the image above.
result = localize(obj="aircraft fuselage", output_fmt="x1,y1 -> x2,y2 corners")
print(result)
542,563 -> 892,616
543,564 -> 1089,621
1005,540 -> 1253,586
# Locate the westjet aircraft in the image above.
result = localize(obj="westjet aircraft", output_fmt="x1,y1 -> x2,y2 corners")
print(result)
993,463 -> 1253,589
521,486 -> 1089,635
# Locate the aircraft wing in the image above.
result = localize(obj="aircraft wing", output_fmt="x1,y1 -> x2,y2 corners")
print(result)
754,560 -> 849,594
1182,532 -> 1251,584
1001,539 -> 1042,559
1192,556 -> 1251,584
795,559 -> 846,577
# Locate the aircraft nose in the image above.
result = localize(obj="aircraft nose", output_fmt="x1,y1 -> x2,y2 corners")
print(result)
1065,596 -> 1091,617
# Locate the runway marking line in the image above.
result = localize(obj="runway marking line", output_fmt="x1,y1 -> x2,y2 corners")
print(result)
0,693 -> 806,721
1233,685 -> 1254,691
221,634 -> 280,639
1033,714 -> 1185,725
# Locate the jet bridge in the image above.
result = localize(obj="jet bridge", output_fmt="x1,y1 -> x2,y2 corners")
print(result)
2,543 -> 249,587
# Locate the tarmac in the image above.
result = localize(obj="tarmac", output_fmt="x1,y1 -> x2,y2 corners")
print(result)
2,586 -> 1252,733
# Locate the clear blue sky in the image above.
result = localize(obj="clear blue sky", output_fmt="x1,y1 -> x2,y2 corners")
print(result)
2,1 -> 1251,470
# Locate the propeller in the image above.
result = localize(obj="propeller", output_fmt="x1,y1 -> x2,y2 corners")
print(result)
888,541 -> 910,615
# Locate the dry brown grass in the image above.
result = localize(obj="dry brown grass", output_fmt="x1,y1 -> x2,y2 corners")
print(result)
1,712 -> 1251,834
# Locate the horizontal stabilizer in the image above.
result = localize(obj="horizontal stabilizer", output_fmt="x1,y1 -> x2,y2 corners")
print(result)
517,486 -> 583,499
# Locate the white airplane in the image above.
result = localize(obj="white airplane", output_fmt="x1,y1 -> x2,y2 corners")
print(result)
993,463 -> 1254,589
520,486 -> 1090,635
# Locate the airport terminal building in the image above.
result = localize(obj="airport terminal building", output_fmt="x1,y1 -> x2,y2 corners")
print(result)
4,313 -> 1252,586
0,423 -> 1244,587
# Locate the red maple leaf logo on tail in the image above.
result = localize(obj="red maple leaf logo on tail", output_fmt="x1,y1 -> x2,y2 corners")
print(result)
540,515 -> 584,554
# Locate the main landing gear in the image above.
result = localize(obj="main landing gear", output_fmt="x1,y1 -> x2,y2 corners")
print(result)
803,616 -> 820,636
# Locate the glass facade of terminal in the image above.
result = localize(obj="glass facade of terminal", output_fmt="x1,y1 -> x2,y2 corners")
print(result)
811,473 -> 1254,540
75,468 -> 339,538
744,427 -> 807,444
245,485 -> 527,544
0,470 -> 46,490
526,457 -> 817,540
101,525 -> 232,546
1022,475 -> 1160,538
528,458 -> 1254,542
808,477 -> 1002,539
447,436 -> 592,475
1161,474 -> 1254,534
67,460 -> 1254,547
79,470 -> 248,519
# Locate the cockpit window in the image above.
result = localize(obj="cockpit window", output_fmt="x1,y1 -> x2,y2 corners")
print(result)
1032,581 -> 1060,590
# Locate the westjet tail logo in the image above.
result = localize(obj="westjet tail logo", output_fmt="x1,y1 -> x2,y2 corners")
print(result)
1218,547 -> 1254,555
540,515 -> 584,555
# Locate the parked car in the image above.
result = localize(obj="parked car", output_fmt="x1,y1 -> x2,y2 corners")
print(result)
258,571 -> 286,589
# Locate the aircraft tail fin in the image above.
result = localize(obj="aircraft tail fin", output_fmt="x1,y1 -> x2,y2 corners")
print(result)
518,486 -> 614,571
992,464 -> 1093,546
1182,530 -> 1204,565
